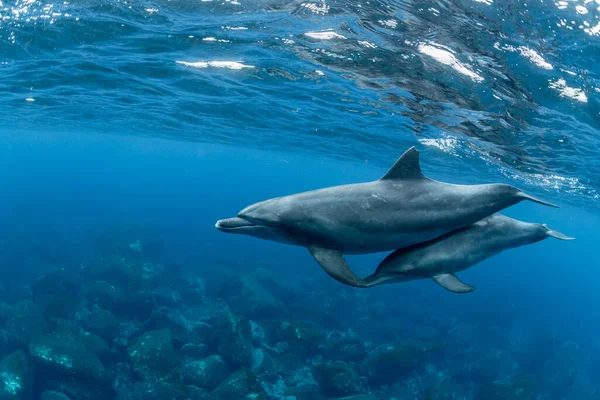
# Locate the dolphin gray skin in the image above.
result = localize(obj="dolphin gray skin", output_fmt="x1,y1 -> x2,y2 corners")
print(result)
363,213 -> 574,293
215,147 -> 558,287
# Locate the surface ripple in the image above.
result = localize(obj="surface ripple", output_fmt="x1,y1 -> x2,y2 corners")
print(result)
1,0 -> 599,206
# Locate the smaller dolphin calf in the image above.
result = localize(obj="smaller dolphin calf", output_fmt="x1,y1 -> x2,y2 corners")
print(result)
363,214 -> 574,293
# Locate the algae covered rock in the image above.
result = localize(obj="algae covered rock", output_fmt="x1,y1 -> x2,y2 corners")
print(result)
84,281 -> 126,313
185,385 -> 211,399
212,313 -> 253,368
29,328 -> 113,399
324,339 -> 367,363
180,343 -> 209,362
0,350 -> 30,400
127,329 -> 183,383
29,329 -> 107,383
183,355 -> 231,390
223,274 -> 287,319
251,348 -> 278,383
6,300 -> 49,347
313,360 -> 362,397
40,391 -> 71,400
474,375 -> 537,400
277,353 -> 304,376
31,268 -> 80,319
423,379 -> 468,400
211,369 -> 267,400
284,383 -> 323,400
274,320 -> 323,357
80,308 -> 119,341
116,381 -> 187,400
365,342 -> 426,384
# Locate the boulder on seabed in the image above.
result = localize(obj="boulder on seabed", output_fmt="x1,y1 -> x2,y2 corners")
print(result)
127,329 -> 184,383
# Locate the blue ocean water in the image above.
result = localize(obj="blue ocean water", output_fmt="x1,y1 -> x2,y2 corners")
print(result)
1,0 -> 599,399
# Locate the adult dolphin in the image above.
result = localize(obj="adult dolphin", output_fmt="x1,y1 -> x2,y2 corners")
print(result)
215,147 -> 557,287
362,213 -> 574,292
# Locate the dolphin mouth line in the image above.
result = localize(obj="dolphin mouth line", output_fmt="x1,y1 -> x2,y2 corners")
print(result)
215,215 -> 275,231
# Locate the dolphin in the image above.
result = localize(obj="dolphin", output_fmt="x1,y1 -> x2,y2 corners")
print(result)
363,213 -> 574,293
215,147 -> 558,287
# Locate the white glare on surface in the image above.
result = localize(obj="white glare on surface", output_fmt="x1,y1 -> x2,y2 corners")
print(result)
304,30 -> 346,40
176,61 -> 255,70
549,78 -> 588,102
418,43 -> 484,82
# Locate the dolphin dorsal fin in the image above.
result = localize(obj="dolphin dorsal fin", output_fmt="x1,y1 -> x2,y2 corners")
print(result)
380,147 -> 425,180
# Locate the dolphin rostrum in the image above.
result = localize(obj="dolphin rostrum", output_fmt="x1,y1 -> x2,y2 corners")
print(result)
215,147 -> 558,287
363,213 -> 574,293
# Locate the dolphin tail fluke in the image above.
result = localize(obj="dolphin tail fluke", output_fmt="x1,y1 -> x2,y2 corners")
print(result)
546,229 -> 575,241
517,192 -> 559,208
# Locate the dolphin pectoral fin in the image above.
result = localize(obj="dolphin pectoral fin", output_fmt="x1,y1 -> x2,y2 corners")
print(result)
361,273 -> 387,288
308,246 -> 367,288
516,192 -> 559,208
432,274 -> 475,293
546,229 -> 575,241
380,146 -> 426,181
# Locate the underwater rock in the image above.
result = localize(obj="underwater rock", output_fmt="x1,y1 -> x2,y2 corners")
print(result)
474,375 -> 537,400
365,342 -> 426,385
0,303 -> 12,326
29,329 -> 108,381
29,328 -> 113,400
324,339 -> 367,363
114,381 -> 188,400
122,290 -> 155,321
0,350 -> 30,400
423,379 -> 468,400
185,385 -> 211,399
277,353 -> 304,376
449,348 -> 513,385
380,383 -> 417,399
249,320 -> 266,347
176,285 -> 205,307
273,321 -> 324,357
151,285 -> 181,308
518,330 -> 559,373
0,330 -> 12,359
84,281 -> 127,313
211,369 -> 267,400
313,360 -> 362,397
142,308 -> 193,348
6,300 -> 50,347
180,343 -> 209,362
127,329 -> 183,383
31,268 -> 80,319
93,224 -> 164,265
212,313 -> 253,368
222,274 -> 288,320
140,262 -> 166,288
284,383 -> 323,400
540,342 -> 580,396
251,348 -> 278,383
79,307 -> 119,341
183,355 -> 231,390
40,391 -> 71,400
288,303 -> 342,330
